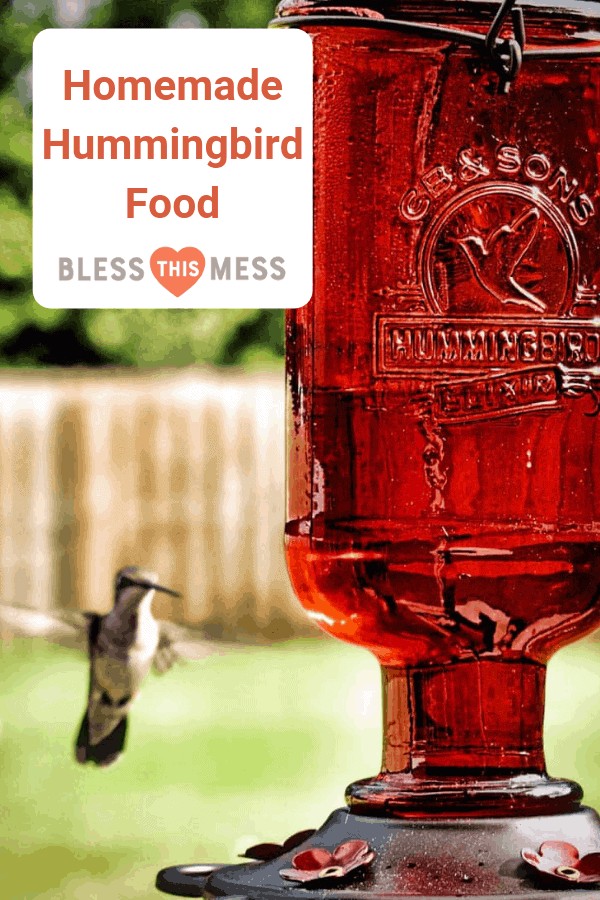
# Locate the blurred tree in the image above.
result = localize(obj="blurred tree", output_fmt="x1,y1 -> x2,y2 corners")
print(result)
0,0 -> 283,367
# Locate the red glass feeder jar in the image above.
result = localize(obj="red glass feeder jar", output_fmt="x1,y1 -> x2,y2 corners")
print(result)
155,5 -> 600,897
282,0 -> 600,819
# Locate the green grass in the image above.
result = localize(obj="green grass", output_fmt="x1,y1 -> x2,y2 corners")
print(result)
0,636 -> 599,898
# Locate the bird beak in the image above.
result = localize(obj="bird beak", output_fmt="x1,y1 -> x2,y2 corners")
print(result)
134,579 -> 181,598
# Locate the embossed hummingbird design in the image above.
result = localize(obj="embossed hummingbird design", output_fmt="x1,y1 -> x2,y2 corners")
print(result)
450,205 -> 545,312
0,566 -> 231,767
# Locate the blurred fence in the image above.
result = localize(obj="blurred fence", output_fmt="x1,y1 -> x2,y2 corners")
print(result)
0,368 -> 311,640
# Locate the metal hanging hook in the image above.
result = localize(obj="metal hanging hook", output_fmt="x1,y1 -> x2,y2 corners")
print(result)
485,0 -> 526,93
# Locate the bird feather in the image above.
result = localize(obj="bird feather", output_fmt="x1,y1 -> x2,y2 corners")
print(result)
0,602 -> 232,667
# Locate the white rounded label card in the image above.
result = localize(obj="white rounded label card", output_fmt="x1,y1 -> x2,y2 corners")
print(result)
33,28 -> 313,308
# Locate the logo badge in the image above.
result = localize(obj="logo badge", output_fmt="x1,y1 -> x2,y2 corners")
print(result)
376,155 -> 600,422
418,182 -> 578,318
150,247 -> 206,297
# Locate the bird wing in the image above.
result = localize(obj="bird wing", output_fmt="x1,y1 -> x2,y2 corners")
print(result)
486,206 -> 540,270
0,603 -> 96,652
154,621 -> 238,674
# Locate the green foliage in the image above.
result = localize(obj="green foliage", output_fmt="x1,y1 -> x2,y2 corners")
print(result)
0,0 -> 284,368
81,307 -> 283,366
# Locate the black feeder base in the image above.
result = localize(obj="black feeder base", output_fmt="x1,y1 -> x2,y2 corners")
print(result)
156,806 -> 600,898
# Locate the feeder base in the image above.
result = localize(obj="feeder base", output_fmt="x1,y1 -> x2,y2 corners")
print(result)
155,806 -> 600,898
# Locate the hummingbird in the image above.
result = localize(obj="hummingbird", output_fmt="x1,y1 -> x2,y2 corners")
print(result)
75,566 -> 183,767
0,565 -> 229,768
451,205 -> 545,312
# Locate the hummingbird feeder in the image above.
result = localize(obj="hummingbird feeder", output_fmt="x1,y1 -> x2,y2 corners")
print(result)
157,0 -> 600,896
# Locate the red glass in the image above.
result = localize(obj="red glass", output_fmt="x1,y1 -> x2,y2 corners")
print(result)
283,1 -> 600,817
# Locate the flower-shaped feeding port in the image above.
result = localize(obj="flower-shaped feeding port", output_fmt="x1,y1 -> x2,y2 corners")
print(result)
241,830 -> 317,862
279,840 -> 376,884
521,841 -> 600,885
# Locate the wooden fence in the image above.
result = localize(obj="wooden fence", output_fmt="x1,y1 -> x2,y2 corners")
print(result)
0,368 -> 311,640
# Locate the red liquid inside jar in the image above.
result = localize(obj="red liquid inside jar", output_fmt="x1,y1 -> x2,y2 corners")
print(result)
283,2 -> 600,816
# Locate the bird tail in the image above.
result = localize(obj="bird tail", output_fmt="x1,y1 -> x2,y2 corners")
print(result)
75,712 -> 128,768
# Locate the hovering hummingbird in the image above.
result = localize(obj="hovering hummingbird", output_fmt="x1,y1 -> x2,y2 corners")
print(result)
0,566 -> 228,768
75,566 -> 186,767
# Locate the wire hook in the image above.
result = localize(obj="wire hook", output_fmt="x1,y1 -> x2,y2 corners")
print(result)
485,0 -> 526,92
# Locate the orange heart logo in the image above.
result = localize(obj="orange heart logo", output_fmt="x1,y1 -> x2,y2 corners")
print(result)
150,247 -> 206,297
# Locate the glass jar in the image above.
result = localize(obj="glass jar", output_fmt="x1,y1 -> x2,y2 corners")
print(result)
281,0 -> 600,817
